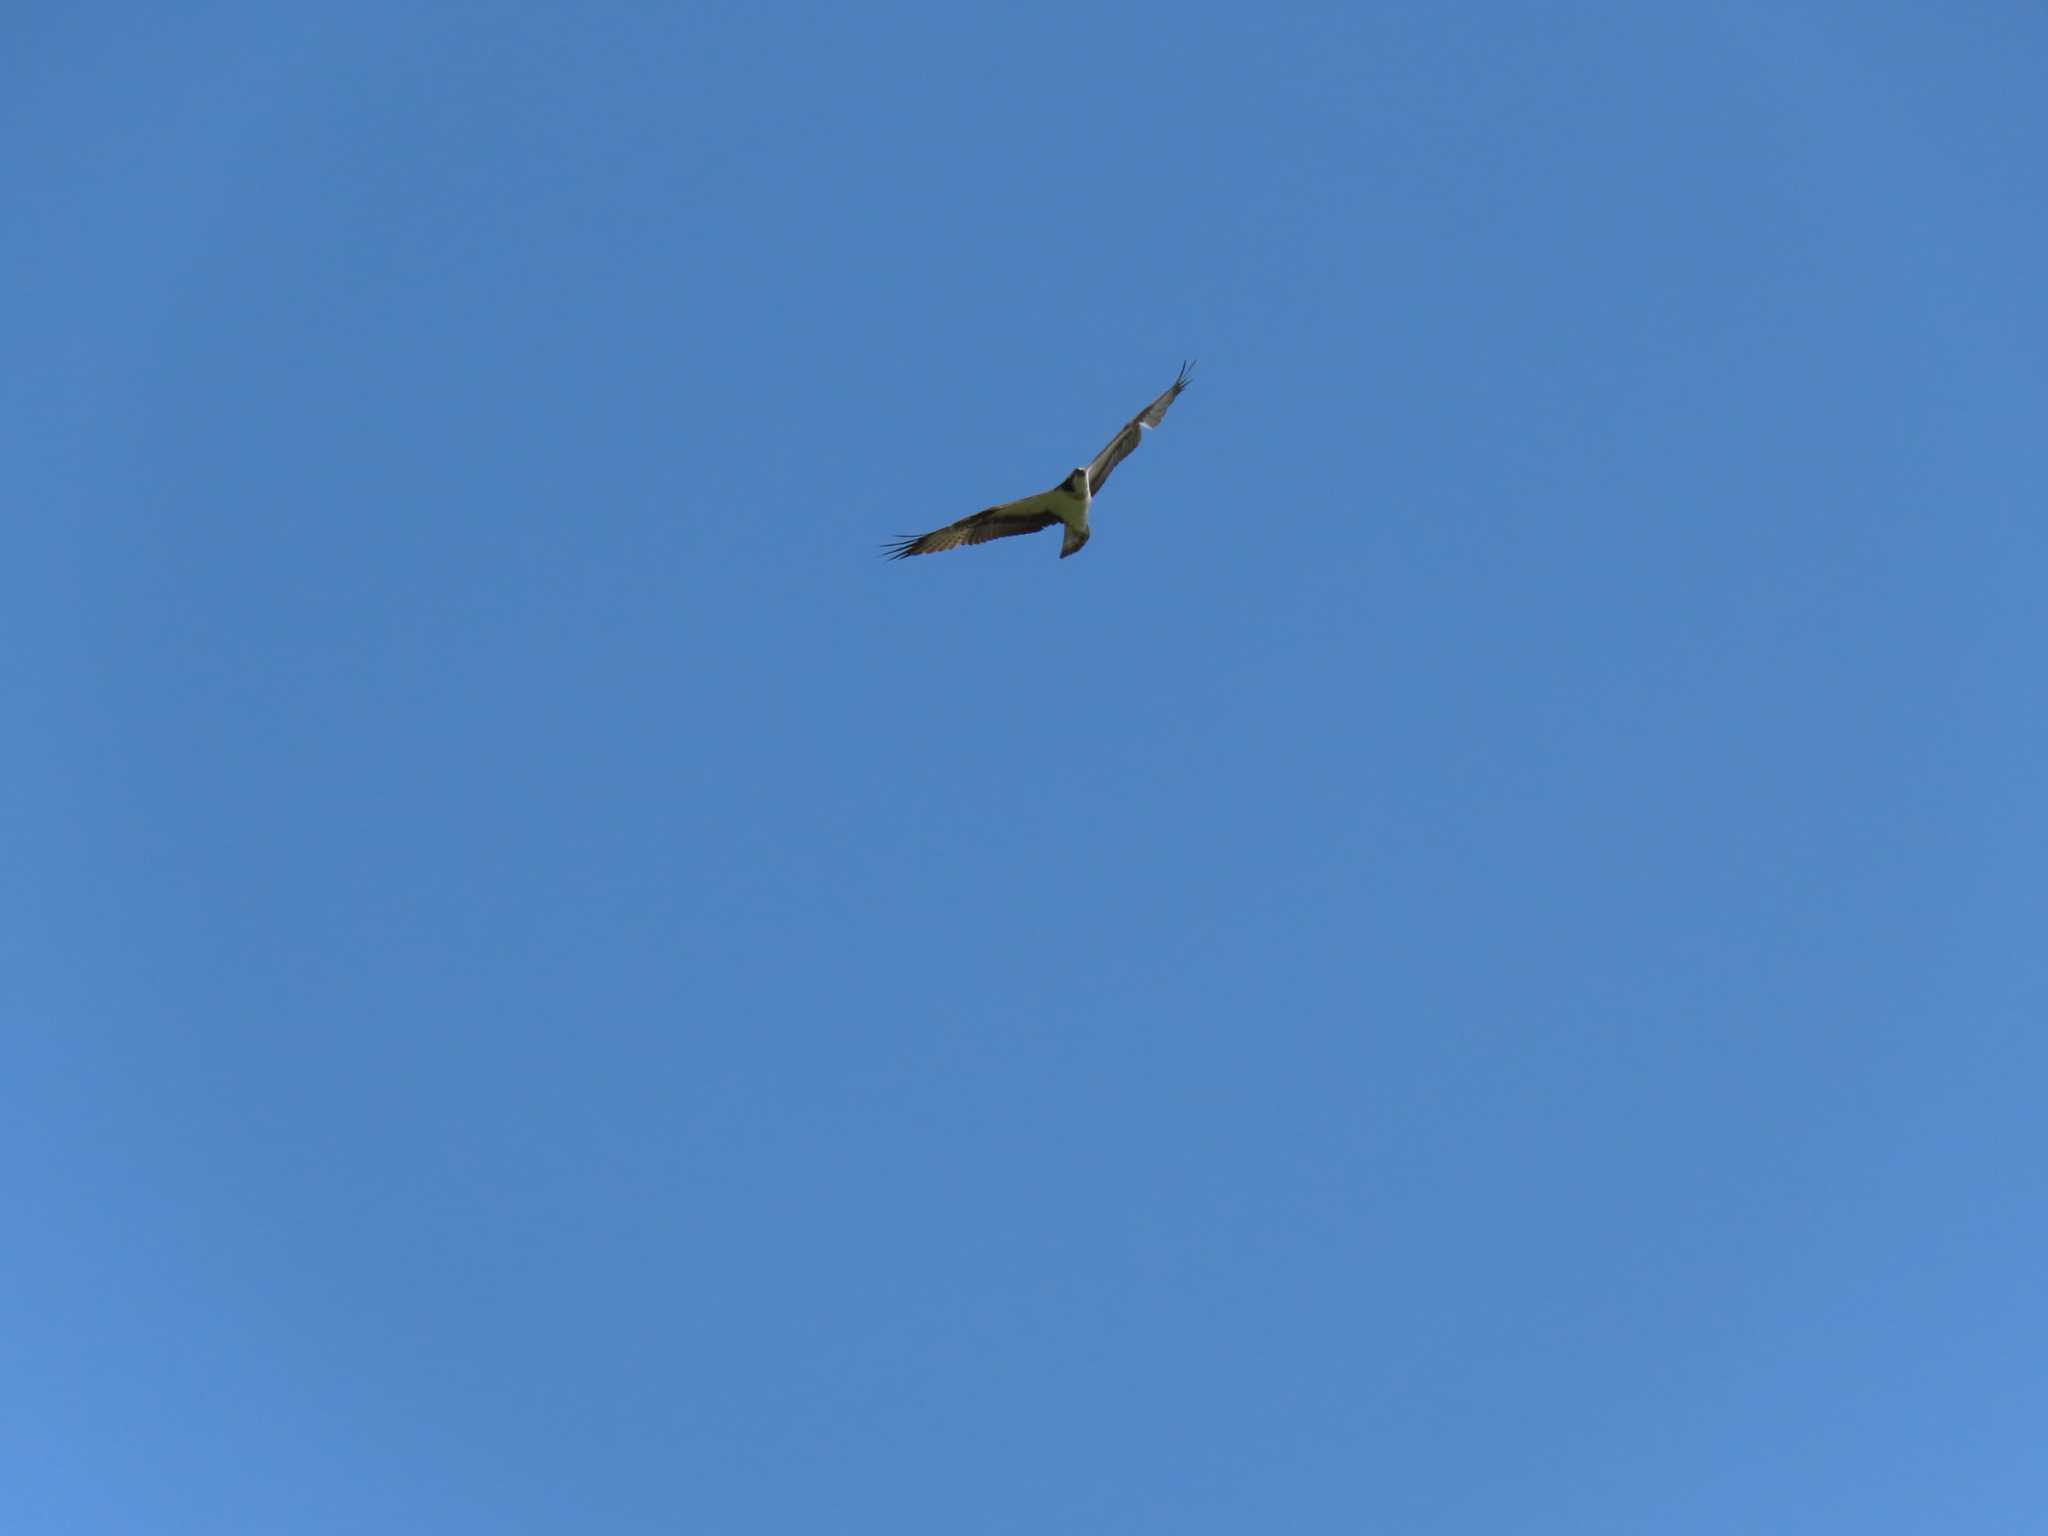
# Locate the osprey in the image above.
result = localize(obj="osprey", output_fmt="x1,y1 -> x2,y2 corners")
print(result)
885,362 -> 1195,561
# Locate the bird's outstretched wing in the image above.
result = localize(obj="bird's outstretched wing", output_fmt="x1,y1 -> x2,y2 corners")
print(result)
1084,360 -> 1195,497
884,494 -> 1061,559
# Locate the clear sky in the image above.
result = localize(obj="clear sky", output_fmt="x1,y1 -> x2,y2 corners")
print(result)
9,4 -> 2046,1531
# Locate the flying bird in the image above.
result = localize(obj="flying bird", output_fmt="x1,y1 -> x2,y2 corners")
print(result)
885,362 -> 1195,561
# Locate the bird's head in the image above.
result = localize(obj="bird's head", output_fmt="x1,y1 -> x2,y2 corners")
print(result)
1063,468 -> 1089,497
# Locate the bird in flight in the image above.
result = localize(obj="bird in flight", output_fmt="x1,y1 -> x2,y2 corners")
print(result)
885,362 -> 1195,561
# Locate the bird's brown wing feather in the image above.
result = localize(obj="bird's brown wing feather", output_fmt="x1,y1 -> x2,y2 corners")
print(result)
1084,360 -> 1194,497
883,499 -> 1060,559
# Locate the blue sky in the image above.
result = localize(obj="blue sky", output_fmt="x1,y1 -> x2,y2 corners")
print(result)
9,3 -> 2046,1530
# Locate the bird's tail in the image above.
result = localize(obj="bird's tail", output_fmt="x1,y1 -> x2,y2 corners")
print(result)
1059,524 -> 1090,559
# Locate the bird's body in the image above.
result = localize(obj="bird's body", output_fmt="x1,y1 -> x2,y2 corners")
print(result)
885,363 -> 1193,562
